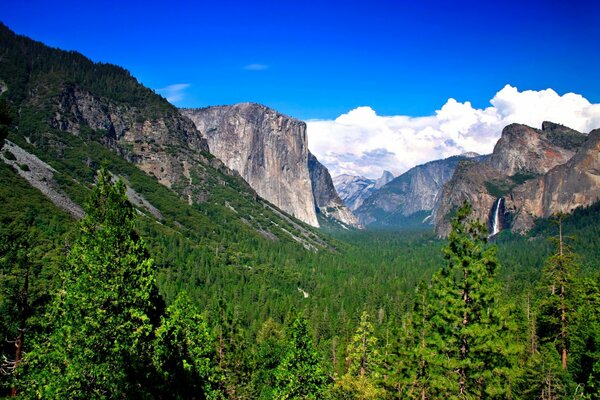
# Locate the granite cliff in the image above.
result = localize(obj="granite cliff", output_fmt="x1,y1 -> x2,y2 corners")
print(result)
182,104 -> 360,229
333,174 -> 376,211
355,154 -> 478,229
433,122 -> 593,236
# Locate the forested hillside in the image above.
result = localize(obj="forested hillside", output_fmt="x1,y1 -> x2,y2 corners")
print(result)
0,23 -> 598,399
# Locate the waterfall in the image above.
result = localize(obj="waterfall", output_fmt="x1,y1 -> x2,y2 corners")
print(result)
490,198 -> 503,237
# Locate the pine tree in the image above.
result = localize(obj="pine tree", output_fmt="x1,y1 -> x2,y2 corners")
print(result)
273,315 -> 329,399
330,311 -> 385,400
420,202 -> 521,399
537,214 -> 578,370
153,291 -> 222,399
20,169 -> 162,399
0,225 -> 36,396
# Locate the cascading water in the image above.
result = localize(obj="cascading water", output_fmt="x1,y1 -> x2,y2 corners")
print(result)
489,198 -> 503,237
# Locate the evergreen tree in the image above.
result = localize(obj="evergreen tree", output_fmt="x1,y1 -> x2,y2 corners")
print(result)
0,97 -> 13,147
0,225 -> 36,396
153,290 -> 222,399
250,318 -> 287,399
20,169 -> 162,399
518,343 -> 575,400
273,315 -> 329,399
329,311 -> 385,399
420,202 -> 521,399
537,214 -> 578,370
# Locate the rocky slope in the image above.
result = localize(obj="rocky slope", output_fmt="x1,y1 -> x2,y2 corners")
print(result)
307,152 -> 361,229
433,122 -> 592,236
487,122 -> 584,175
356,154 -> 478,228
333,174 -> 376,211
508,128 -> 600,232
0,23 -> 332,250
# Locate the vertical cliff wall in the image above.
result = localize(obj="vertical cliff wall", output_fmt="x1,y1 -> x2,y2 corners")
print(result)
182,103 -> 319,227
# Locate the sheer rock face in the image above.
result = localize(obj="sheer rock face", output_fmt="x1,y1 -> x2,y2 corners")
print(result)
487,122 -> 583,176
432,160 -> 501,237
433,122 -> 596,236
50,86 -> 210,200
332,174 -> 376,211
307,152 -> 361,228
357,155 -> 476,228
508,129 -> 600,232
374,170 -> 394,189
181,103 -> 319,227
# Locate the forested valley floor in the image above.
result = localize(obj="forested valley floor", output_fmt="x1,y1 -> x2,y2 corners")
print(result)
1,162 -> 598,399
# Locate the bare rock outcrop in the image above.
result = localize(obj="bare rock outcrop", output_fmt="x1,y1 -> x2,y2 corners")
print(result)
182,103 -> 319,227
333,174 -> 377,211
433,122 -> 594,236
308,151 -> 361,228
49,86 -> 210,202
357,154 -> 478,229
508,128 -> 600,232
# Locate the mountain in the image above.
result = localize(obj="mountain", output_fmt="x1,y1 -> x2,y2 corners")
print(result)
374,170 -> 394,189
307,152 -> 361,229
508,128 -> 600,232
433,122 -> 592,236
181,104 -> 319,227
332,174 -> 378,211
355,154 -> 479,228
181,104 -> 360,229
0,23 -> 331,251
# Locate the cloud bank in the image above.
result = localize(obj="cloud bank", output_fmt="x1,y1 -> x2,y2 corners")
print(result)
306,85 -> 600,179
156,83 -> 190,104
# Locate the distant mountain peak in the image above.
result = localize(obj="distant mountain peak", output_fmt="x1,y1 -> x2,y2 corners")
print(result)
374,170 -> 394,189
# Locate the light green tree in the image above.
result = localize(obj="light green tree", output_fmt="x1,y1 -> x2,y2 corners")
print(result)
329,311 -> 385,399
273,315 -> 329,399
20,169 -> 161,399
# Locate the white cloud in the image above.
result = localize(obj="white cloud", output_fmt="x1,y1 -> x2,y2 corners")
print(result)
243,63 -> 269,71
306,85 -> 600,179
156,83 -> 190,104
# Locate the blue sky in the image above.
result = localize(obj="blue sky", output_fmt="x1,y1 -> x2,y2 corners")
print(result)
3,0 -> 599,120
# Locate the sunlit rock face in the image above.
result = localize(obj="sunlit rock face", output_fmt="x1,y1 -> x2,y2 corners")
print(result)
182,103 -> 319,227
433,122 -> 596,236
332,174 -> 377,211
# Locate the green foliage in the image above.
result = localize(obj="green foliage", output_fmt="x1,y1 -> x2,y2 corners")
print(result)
0,96 -> 14,147
509,171 -> 539,185
154,291 -> 223,399
406,202 -> 522,399
273,316 -> 329,399
518,343 -> 576,399
484,177 -> 515,197
20,170 -> 162,399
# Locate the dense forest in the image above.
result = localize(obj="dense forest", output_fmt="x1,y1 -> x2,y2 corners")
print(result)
0,22 -> 599,399
1,159 -> 598,398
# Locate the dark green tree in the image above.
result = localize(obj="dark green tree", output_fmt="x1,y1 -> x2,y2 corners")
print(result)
153,290 -> 223,399
418,202 -> 522,399
537,214 -> 578,370
273,315 -> 329,399
0,97 -> 14,147
0,225 -> 36,396
20,169 -> 162,399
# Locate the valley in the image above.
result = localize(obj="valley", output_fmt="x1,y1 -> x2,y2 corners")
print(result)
0,21 -> 599,399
